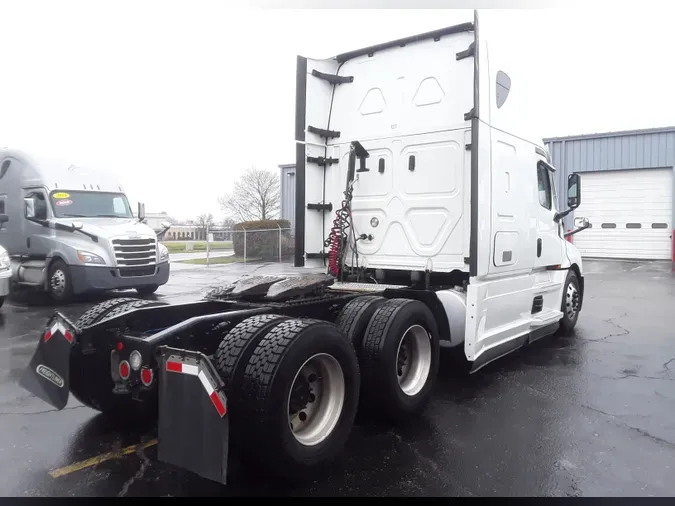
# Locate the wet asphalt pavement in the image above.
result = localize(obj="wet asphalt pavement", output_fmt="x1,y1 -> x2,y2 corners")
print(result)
1,259 -> 674,497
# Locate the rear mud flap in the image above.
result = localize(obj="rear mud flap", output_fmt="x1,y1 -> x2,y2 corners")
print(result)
19,312 -> 76,410
157,346 -> 229,485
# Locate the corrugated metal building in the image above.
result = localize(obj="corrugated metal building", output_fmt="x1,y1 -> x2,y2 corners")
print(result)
279,163 -> 297,236
281,126 -> 675,261
545,126 -> 675,260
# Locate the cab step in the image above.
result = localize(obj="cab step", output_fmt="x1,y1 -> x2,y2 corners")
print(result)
530,309 -> 563,328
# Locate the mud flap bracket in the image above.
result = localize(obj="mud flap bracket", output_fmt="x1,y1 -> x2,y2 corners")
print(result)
157,346 -> 229,485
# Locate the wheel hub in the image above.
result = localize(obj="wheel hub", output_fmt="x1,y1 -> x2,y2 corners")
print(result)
289,374 -> 314,414
566,282 -> 579,319
395,325 -> 432,397
50,269 -> 66,295
287,353 -> 345,447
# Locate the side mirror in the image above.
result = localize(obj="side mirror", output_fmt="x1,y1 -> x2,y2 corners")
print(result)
160,221 -> 171,230
24,197 -> 36,219
71,221 -> 84,231
137,202 -> 146,222
567,173 -> 581,210
575,216 -> 590,229
0,214 -> 8,224
564,216 -> 590,239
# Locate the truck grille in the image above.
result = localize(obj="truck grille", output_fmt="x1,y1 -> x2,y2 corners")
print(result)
119,266 -> 157,278
112,238 -> 157,267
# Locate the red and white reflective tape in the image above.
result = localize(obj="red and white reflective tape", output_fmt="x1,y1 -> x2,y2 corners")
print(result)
165,360 -> 226,417
44,322 -> 73,344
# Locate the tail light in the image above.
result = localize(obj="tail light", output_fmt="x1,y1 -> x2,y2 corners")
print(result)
119,360 -> 131,380
140,367 -> 154,386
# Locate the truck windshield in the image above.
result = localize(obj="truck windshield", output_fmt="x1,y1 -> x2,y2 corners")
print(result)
49,191 -> 133,219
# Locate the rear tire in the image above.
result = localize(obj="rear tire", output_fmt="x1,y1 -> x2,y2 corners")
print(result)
335,296 -> 386,355
0,296 -> 4,309
360,298 -> 440,422
75,297 -> 140,329
559,270 -> 581,333
215,314 -> 289,427
238,319 -> 360,481
95,299 -> 167,325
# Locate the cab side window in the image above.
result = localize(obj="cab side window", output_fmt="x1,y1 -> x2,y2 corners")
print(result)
537,163 -> 552,210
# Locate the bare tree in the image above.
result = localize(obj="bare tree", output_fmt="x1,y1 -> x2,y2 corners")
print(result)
196,213 -> 215,239
221,217 -> 237,229
217,167 -> 280,223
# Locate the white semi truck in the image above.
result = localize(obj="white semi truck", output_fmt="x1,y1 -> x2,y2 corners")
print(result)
0,149 -> 171,302
20,11 -> 589,485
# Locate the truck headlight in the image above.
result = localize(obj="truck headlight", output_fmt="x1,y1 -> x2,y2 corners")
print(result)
0,248 -> 9,270
77,250 -> 105,265
158,244 -> 169,263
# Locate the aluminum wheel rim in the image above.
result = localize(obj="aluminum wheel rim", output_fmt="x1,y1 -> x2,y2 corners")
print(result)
50,270 -> 66,295
566,282 -> 579,320
287,353 -> 345,447
396,324 -> 432,397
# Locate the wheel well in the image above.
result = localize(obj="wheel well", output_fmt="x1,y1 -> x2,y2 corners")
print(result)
381,288 -> 451,342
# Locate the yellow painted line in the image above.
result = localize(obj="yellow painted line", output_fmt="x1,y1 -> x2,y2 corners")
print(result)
49,439 -> 157,478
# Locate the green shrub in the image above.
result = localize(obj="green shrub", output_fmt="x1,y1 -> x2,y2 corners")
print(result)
232,219 -> 293,260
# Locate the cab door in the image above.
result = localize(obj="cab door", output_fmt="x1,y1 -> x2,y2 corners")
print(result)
533,160 -> 563,269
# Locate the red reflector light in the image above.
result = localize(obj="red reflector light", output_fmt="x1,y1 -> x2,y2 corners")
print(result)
166,361 -> 182,372
117,342 -> 124,351
210,391 -> 227,417
140,367 -> 153,386
119,360 -> 130,379
44,330 -> 52,342
64,330 -> 73,343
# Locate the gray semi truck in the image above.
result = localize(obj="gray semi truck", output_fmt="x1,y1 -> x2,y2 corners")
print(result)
0,148 -> 171,302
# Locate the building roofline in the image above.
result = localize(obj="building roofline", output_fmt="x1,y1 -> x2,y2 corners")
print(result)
544,125 -> 675,143
278,163 -> 296,169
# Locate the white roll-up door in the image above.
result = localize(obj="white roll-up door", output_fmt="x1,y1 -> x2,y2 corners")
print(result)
571,168 -> 672,260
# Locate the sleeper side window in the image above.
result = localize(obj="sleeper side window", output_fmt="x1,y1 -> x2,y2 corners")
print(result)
537,162 -> 552,210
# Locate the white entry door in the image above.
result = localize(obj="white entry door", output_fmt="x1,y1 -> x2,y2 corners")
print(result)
572,168 -> 672,260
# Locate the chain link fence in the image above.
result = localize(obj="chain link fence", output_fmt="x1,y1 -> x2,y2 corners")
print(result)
163,227 -> 295,266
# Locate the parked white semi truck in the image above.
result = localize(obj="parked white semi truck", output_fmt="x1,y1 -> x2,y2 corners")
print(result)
21,11 -> 589,485
0,149 -> 171,302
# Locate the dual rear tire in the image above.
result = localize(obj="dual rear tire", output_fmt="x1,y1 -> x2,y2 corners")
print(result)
214,296 -> 440,480
216,315 -> 359,479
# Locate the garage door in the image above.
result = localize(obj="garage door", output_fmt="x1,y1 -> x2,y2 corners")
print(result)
571,168 -> 672,260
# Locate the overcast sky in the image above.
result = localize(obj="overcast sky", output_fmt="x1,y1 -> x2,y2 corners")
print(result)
0,2 -> 671,222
